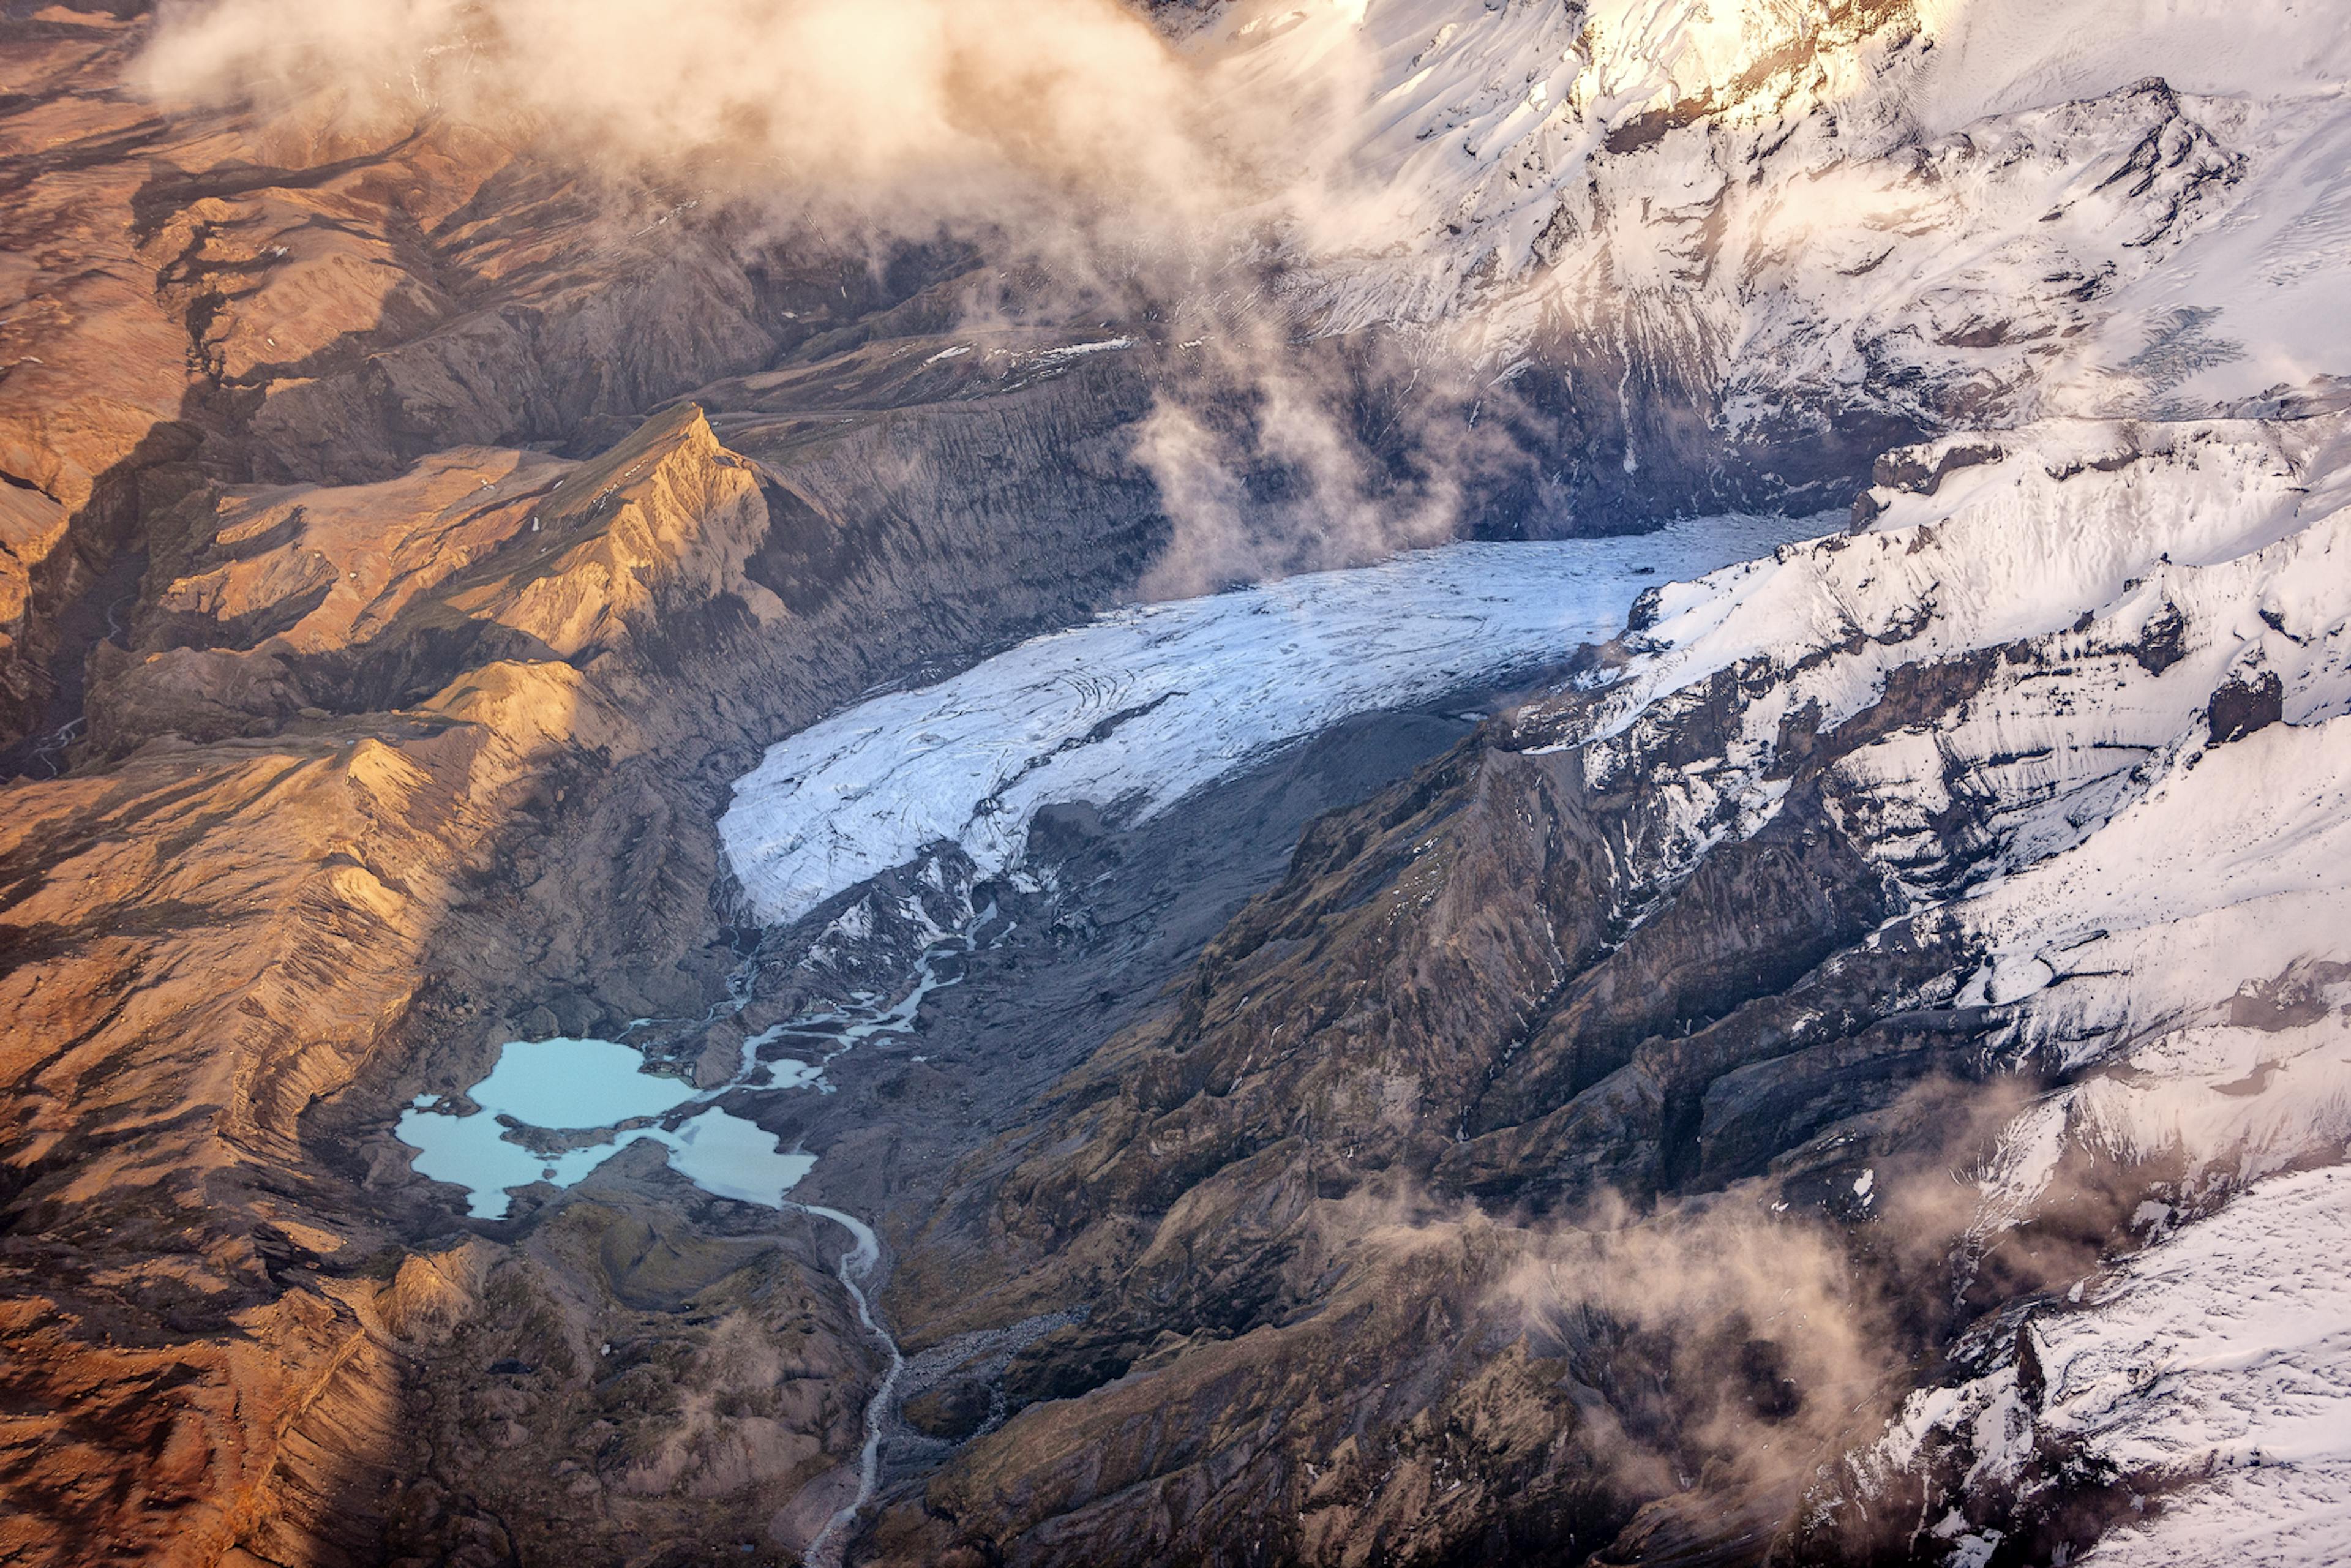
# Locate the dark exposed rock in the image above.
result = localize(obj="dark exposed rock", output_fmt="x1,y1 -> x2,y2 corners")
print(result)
2207,669 -> 2283,743
1872,438 -> 2008,497
859,622 -> 2060,1562
2132,599 -> 2190,674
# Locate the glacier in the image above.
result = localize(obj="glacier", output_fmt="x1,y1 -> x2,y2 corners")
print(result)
719,511 -> 1822,925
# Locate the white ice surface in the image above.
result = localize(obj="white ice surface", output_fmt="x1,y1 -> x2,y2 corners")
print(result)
719,514 -> 1821,924
1907,0 -> 2351,132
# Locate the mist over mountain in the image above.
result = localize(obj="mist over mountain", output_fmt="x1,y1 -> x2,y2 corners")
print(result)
2,3 -> 2347,1566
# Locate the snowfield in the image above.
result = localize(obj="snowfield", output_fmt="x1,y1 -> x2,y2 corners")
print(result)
1213,0 -> 2351,445
1854,1162 -> 2351,1568
2061,1180 -> 2351,1566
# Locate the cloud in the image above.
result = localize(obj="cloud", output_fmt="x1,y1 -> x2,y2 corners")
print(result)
1471,1076 -> 2078,1506
1492,1193 -> 1889,1496
134,0 -> 1336,252
1131,324 -> 1543,597
132,1 -> 1564,586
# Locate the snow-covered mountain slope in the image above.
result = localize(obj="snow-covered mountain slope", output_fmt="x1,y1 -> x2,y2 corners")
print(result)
720,0 -> 2351,943
1560,416 -> 2349,1153
2063,1169 -> 2351,1568
1841,1161 -> 2351,1568
1459,409 -> 2351,1559
1547,412 -> 2351,907
718,511 -> 1812,923
1201,0 -> 2351,489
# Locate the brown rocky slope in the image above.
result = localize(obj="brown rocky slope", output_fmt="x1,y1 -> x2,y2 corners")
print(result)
0,32 -> 1554,1552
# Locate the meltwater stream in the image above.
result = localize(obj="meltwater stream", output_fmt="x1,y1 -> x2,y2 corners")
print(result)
790,1202 -> 901,1568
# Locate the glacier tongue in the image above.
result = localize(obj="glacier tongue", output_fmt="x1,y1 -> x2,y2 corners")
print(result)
719,513 -> 1821,925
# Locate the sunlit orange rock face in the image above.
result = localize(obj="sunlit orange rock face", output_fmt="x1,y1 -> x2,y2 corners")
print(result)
0,10 -> 1188,1557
